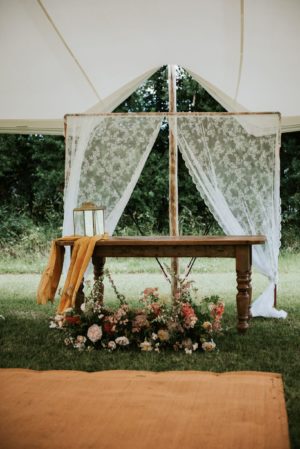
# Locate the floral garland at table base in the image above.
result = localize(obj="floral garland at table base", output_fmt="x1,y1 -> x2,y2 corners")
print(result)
50,271 -> 225,354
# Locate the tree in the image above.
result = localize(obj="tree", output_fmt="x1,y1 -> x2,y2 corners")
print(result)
116,66 -> 224,235
280,132 -> 300,247
0,66 -> 299,247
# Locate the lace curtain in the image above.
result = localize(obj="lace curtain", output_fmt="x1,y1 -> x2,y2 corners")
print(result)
63,113 -> 285,319
63,115 -> 163,235
177,114 -> 286,318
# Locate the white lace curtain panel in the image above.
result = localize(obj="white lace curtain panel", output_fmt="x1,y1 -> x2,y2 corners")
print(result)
63,113 -> 286,319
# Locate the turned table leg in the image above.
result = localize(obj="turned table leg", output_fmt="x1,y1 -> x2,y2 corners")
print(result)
92,254 -> 106,304
236,245 -> 252,333
75,279 -> 85,312
70,245 -> 85,312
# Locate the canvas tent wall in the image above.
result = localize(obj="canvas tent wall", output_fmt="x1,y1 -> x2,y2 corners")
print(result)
0,0 -> 300,134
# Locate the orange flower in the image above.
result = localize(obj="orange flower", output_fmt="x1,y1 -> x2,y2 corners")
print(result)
181,303 -> 196,318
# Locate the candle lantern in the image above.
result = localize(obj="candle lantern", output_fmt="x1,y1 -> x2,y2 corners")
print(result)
73,202 -> 105,236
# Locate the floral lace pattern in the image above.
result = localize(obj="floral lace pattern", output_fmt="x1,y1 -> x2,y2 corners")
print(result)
177,114 -> 284,317
64,115 -> 162,234
63,113 -> 284,318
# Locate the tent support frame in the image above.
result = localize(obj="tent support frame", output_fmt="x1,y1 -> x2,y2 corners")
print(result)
168,65 -> 180,299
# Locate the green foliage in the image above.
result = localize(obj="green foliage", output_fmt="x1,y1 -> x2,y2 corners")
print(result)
0,66 -> 299,249
0,134 -> 64,250
116,66 -> 224,235
0,134 -> 64,220
280,132 -> 300,250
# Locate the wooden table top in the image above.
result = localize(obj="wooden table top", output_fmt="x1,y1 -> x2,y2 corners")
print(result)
58,235 -> 266,246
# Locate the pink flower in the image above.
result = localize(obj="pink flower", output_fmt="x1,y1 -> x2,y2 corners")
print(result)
143,287 -> 158,297
87,324 -> 102,343
150,303 -> 161,316
132,313 -> 149,333
212,320 -> 222,331
115,336 -> 129,346
181,304 -> 198,328
210,301 -> 225,319
181,303 -> 196,318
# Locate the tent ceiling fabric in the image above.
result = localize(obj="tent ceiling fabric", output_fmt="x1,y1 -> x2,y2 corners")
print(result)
0,0 -> 299,134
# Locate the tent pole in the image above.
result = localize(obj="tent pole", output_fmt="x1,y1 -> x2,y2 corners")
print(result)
168,65 -> 179,299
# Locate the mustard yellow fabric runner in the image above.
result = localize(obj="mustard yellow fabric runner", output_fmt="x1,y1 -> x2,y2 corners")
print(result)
37,234 -> 108,312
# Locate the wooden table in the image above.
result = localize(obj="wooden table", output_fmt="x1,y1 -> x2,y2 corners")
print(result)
59,235 -> 266,333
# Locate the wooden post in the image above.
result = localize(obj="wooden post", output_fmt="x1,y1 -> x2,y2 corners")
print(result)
168,65 -> 179,298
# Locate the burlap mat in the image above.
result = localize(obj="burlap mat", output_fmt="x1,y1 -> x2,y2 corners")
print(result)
0,369 -> 290,449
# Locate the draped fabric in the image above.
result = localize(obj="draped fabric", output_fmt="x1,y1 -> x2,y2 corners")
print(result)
63,115 -> 163,236
63,112 -> 285,319
177,114 -> 286,318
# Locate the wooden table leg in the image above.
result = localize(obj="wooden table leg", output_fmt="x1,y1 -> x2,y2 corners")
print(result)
75,279 -> 85,312
92,255 -> 106,304
71,245 -> 84,312
236,245 -> 252,333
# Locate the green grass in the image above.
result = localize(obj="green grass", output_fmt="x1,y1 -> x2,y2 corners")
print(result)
0,253 -> 299,448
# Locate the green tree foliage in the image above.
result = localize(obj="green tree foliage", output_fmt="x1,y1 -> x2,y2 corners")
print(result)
280,132 -> 300,248
0,134 -> 64,246
0,66 -> 299,249
115,66 -> 224,235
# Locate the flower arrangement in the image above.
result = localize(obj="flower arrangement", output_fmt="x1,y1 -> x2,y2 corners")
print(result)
50,270 -> 225,354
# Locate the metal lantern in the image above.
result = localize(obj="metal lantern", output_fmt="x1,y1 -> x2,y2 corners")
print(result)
73,202 -> 105,236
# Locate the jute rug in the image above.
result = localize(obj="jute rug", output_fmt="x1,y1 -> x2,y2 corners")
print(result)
0,369 -> 290,449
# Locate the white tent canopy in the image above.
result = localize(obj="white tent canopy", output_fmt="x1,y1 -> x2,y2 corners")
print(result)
0,0 -> 300,134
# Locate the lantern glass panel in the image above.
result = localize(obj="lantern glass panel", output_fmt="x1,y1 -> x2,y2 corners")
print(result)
95,210 -> 104,234
84,210 -> 94,236
74,210 -> 84,235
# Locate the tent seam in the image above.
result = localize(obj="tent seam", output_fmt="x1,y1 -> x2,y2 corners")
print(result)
36,0 -> 101,102
234,0 -> 245,101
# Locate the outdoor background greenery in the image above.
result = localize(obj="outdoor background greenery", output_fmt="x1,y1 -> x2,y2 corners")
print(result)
0,66 -> 299,448
0,67 -> 299,259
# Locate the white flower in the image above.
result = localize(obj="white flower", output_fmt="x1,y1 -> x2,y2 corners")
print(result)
140,340 -> 153,352
202,341 -> 216,352
76,335 -> 87,344
192,343 -> 199,351
185,348 -> 193,355
115,336 -> 130,346
54,314 -> 64,322
74,335 -> 87,350
49,321 -> 57,329
98,314 -> 104,319
64,337 -> 72,346
107,341 -> 117,350
87,324 -> 103,343
151,332 -> 158,341
80,303 -> 86,312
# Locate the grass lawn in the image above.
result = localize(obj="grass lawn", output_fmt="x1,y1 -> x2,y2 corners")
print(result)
0,252 -> 299,448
